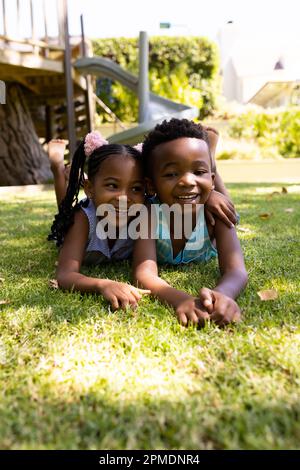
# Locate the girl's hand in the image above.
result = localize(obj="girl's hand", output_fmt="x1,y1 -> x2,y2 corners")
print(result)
199,288 -> 241,326
205,190 -> 237,228
99,280 -> 150,310
175,296 -> 210,327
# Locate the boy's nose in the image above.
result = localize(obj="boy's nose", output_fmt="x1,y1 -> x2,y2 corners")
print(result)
178,173 -> 196,186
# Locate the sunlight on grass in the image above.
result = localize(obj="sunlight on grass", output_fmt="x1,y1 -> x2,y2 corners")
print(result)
0,183 -> 299,449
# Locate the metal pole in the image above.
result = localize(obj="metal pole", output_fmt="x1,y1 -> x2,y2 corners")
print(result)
62,0 -> 76,157
138,31 -> 149,123
80,14 -> 93,133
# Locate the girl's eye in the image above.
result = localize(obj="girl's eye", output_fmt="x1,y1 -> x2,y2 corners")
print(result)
106,183 -> 117,189
132,186 -> 143,192
194,170 -> 207,175
164,172 -> 177,177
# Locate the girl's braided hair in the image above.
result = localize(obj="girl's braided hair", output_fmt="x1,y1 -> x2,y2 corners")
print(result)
48,141 -> 142,247
142,118 -> 216,174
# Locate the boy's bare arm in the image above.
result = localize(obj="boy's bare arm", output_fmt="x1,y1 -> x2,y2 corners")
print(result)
197,219 -> 248,326
214,171 -> 231,199
213,218 -> 248,299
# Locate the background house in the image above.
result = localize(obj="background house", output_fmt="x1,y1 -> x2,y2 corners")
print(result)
218,21 -> 300,107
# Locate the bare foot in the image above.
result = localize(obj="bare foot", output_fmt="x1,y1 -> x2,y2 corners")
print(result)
48,139 -> 66,169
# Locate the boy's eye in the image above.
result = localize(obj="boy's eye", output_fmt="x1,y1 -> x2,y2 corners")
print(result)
163,172 -> 177,177
106,183 -> 118,189
194,169 -> 207,175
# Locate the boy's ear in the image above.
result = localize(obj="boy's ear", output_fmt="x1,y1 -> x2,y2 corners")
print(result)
83,179 -> 93,199
145,177 -> 156,196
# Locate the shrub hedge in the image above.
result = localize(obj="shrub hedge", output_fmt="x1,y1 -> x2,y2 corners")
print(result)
229,107 -> 300,158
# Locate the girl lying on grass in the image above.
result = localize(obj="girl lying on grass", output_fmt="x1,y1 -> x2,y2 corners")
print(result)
133,119 -> 248,326
48,132 -> 150,310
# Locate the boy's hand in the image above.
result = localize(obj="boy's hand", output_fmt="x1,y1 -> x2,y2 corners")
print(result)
175,296 -> 210,327
99,280 -> 150,310
205,190 -> 237,228
199,288 -> 241,326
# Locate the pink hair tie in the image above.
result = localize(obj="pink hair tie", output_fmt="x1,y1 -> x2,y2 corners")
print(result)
84,131 -> 108,157
133,142 -> 143,152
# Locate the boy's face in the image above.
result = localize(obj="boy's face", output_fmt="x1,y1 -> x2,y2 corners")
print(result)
148,137 -> 215,208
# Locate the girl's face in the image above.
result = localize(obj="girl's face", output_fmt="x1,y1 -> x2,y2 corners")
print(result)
84,154 -> 145,222
148,137 -> 215,208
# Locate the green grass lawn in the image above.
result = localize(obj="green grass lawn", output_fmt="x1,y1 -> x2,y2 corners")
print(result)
0,183 -> 299,450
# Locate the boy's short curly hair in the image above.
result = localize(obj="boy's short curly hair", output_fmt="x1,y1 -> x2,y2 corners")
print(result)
142,118 -> 216,174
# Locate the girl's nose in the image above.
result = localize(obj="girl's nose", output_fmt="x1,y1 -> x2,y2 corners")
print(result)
178,172 -> 196,186
116,194 -> 130,206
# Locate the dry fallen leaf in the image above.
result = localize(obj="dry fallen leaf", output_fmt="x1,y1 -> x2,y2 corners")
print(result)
257,289 -> 278,301
237,227 -> 251,233
284,208 -> 294,213
54,261 -> 58,267
48,279 -> 59,289
259,212 -> 273,220
282,187 -> 288,194
0,299 -> 11,305
0,278 -> 5,283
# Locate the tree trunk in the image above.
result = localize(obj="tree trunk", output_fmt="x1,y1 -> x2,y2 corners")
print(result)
0,83 -> 51,185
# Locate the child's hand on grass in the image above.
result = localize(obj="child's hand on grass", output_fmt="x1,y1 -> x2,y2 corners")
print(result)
99,280 -> 150,310
199,287 -> 241,326
205,190 -> 237,228
175,296 -> 210,327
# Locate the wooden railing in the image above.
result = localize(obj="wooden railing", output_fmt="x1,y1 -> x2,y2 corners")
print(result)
1,0 -> 66,56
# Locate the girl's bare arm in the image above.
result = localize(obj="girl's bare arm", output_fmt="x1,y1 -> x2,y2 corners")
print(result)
56,210 -> 147,309
56,210 -> 104,292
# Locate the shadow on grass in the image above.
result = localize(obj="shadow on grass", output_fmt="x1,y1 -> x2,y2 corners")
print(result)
1,387 -> 299,450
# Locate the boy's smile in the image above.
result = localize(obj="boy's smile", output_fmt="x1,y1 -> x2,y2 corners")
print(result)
148,137 -> 215,209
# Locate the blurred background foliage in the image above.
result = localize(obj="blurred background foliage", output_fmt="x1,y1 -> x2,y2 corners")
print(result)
228,107 -> 300,159
92,36 -> 220,122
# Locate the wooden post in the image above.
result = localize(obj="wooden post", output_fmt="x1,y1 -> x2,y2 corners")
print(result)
56,0 -> 64,47
16,0 -> 20,37
29,0 -> 38,54
80,14 -> 93,133
45,105 -> 54,142
2,0 -> 8,44
43,0 -> 49,57
61,0 -> 76,157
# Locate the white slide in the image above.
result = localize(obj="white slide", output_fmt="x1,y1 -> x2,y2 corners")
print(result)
74,56 -> 198,144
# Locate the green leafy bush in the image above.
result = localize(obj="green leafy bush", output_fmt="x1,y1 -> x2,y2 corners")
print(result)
92,36 -> 220,122
229,107 -> 300,158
